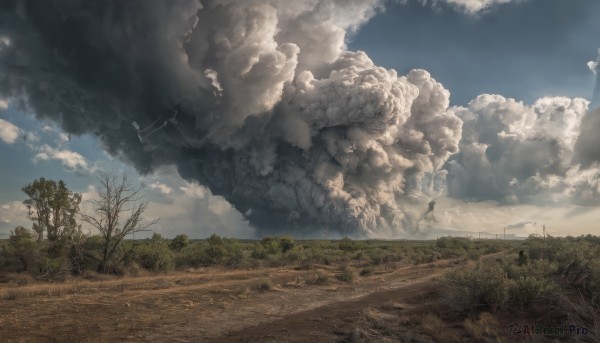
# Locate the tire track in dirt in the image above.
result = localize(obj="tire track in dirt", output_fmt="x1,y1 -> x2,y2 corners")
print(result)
204,264 -> 452,343
0,259 -> 468,342
144,260 -> 463,342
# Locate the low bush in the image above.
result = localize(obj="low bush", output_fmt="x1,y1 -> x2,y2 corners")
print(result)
135,234 -> 174,272
507,276 -> 554,305
169,234 -> 189,252
256,279 -> 272,292
440,261 -> 507,313
360,267 -> 373,276
313,271 -> 330,285
463,312 -> 502,342
338,266 -> 354,283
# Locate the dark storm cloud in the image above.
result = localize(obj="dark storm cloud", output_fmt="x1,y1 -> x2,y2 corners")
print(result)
0,0 -> 464,237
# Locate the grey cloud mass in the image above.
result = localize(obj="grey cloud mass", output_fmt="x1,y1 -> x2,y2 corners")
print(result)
0,0 -> 463,237
1,0 -> 600,238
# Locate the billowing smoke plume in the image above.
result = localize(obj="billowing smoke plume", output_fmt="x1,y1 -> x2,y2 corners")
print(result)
0,0 -> 462,237
446,94 -> 600,206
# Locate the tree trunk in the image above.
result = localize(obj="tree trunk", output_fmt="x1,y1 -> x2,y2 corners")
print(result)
101,244 -> 110,273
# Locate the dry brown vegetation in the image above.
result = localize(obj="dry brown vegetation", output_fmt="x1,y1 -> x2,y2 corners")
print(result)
7,235 -> 596,342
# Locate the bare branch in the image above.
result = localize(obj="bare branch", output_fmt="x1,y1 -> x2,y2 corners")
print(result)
82,170 -> 158,273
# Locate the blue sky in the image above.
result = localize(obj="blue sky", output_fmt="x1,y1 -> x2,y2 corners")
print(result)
0,106 -> 253,239
1,0 -> 600,239
349,0 -> 600,105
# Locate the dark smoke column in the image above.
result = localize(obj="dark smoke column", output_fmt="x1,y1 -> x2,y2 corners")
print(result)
0,0 -> 463,237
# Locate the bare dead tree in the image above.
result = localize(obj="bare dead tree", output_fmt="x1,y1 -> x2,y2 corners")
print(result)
81,171 -> 158,273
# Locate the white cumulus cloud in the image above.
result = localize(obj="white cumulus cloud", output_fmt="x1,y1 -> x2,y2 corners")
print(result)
33,144 -> 94,174
149,181 -> 173,195
0,118 -> 21,144
0,200 -> 30,236
442,0 -> 516,14
446,94 -> 598,205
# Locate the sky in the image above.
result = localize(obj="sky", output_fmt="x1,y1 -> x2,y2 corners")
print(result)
1,0 -> 600,239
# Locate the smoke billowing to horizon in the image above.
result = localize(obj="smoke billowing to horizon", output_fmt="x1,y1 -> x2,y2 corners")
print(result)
0,0 -> 599,238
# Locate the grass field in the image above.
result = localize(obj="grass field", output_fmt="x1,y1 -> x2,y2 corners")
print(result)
1,235 -> 598,342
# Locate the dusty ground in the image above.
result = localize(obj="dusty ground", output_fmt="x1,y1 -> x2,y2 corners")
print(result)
0,259 -> 466,343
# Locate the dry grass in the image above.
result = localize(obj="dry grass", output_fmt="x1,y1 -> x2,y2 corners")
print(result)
420,312 -> 463,342
560,292 -> 600,343
311,271 -> 330,285
0,267 -> 276,300
255,279 -> 272,292
463,312 -> 502,343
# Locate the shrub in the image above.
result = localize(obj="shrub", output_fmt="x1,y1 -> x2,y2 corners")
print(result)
467,250 -> 481,261
169,234 -> 189,252
463,312 -> 501,342
360,267 -> 373,276
440,261 -> 507,313
135,234 -> 174,272
313,271 -> 330,285
420,313 -> 445,337
36,256 -> 71,281
338,237 -> 356,251
259,236 -> 281,254
251,246 -> 269,259
369,248 -> 402,265
508,276 -> 553,305
279,236 -> 295,253
256,279 -> 272,292
338,266 -> 354,283
222,242 -> 244,267
588,260 -> 600,306
525,258 -> 558,279
206,233 -> 223,246
202,245 -> 225,265
174,243 -> 204,268
284,247 -> 303,263
3,226 -> 40,272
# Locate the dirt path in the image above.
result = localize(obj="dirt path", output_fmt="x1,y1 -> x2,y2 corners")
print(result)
208,270 -> 445,343
0,259 -> 465,343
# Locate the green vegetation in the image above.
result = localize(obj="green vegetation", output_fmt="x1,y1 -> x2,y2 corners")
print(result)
338,265 -> 354,283
22,178 -> 82,244
439,234 -> 600,341
1,175 -> 520,285
1,231 -> 515,280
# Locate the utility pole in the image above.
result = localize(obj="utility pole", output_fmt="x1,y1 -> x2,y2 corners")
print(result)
504,227 -> 506,240
543,224 -> 546,240
479,231 -> 481,240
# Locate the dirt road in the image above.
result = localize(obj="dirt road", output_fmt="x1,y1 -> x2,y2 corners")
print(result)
0,259 -> 464,342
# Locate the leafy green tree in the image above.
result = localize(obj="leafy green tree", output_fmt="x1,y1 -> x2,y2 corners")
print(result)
22,178 -> 81,242
81,171 -> 158,273
169,234 -> 190,252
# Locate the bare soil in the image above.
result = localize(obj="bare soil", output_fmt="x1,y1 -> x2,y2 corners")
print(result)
0,259 -> 465,343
